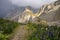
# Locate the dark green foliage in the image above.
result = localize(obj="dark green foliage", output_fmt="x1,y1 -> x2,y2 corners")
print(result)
0,33 -> 8,40
0,18 -> 20,40
27,23 -> 60,40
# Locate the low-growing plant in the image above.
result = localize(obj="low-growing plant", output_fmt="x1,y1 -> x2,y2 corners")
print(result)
0,18 -> 20,40
27,23 -> 60,40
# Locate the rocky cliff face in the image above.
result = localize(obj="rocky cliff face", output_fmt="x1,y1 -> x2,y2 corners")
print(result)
23,0 -> 60,25
38,0 -> 60,25
5,0 -> 60,25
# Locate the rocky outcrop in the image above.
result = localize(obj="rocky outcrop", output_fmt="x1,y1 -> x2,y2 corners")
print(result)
17,0 -> 60,24
38,0 -> 60,25
5,0 -> 60,25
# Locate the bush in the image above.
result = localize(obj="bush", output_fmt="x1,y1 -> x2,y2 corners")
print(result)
0,33 -> 8,40
0,18 -> 20,40
27,23 -> 60,40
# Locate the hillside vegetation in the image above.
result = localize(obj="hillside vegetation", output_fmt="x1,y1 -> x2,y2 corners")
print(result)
27,22 -> 60,40
0,18 -> 60,40
0,18 -> 20,40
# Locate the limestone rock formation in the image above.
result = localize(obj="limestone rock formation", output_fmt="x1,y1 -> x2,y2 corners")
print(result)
4,0 -> 60,25
18,0 -> 60,25
38,0 -> 60,25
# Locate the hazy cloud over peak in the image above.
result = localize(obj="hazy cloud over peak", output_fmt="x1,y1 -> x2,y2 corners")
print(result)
10,0 -> 57,8
0,0 -> 57,18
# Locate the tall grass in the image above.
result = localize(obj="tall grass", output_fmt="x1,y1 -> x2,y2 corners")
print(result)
27,22 -> 60,40
0,18 -> 20,40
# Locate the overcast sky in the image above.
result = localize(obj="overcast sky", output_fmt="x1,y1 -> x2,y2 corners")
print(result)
10,0 -> 57,8
0,0 -> 58,17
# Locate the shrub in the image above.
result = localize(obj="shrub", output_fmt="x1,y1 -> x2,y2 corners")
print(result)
27,23 -> 60,40
0,18 -> 20,40
0,33 -> 8,40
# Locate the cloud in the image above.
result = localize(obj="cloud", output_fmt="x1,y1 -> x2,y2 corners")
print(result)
0,0 -> 17,17
0,0 -> 57,18
10,0 -> 57,8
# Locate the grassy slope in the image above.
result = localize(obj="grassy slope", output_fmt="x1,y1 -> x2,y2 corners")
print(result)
0,18 -> 20,40
26,22 -> 60,40
0,18 -> 60,40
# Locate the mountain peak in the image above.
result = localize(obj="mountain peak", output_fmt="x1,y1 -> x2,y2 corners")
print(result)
4,0 -> 60,25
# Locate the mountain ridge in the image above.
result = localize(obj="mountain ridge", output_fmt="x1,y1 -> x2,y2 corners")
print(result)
4,0 -> 60,25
